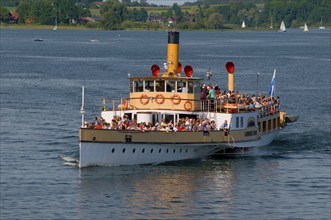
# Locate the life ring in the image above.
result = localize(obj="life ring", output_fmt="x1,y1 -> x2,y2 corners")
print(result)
140,94 -> 149,105
171,94 -> 181,105
184,101 -> 193,111
123,98 -> 129,109
155,94 -> 165,104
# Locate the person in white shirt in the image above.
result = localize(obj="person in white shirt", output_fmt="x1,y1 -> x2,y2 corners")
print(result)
220,120 -> 229,132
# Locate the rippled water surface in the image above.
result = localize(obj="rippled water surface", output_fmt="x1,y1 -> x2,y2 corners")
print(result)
1,28 -> 330,219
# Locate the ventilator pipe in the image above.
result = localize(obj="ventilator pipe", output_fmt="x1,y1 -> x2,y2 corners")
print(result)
226,62 -> 235,92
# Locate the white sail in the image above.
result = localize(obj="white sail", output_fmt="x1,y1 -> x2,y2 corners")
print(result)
53,17 -> 57,31
319,17 -> 326,29
303,23 -> 309,32
241,21 -> 245,28
279,20 -> 286,32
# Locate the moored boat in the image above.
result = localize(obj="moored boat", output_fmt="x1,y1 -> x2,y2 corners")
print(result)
79,31 -> 296,168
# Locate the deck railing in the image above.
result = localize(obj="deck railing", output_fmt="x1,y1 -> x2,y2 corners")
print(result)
102,97 -> 279,115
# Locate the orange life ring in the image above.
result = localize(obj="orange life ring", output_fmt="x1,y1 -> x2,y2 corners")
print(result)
171,94 -> 181,105
123,98 -> 129,109
155,94 -> 165,104
140,94 -> 149,105
184,101 -> 193,111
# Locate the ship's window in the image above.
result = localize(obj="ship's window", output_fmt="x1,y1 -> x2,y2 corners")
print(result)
240,117 -> 243,127
186,149 -> 188,153
166,149 -> 169,153
135,81 -> 143,92
173,149 -> 176,153
180,149 -> 182,153
130,81 -> 135,93
188,82 -> 194,93
133,148 -> 136,153
155,80 -> 165,92
122,148 -> 126,153
159,149 -> 161,153
145,80 -> 155,92
150,149 -> 153,153
247,117 -> 256,127
236,117 -> 239,128
263,121 -> 267,132
142,148 -> 145,153
273,118 -> 277,129
194,81 -> 200,94
177,81 -> 187,93
166,80 -> 176,92
112,148 -> 115,153
268,120 -> 272,130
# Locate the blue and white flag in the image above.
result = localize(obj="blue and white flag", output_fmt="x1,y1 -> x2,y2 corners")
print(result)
268,69 -> 276,98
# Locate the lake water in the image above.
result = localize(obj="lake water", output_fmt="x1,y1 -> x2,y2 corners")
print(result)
0,28 -> 330,219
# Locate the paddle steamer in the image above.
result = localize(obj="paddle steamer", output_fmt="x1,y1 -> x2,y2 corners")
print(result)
79,31 -> 294,167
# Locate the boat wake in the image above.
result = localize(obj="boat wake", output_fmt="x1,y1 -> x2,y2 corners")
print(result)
61,156 -> 79,166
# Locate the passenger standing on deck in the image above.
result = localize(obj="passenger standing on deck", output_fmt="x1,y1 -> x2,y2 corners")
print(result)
220,120 -> 229,132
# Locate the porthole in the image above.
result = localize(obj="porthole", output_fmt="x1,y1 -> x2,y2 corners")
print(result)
166,149 -> 169,153
151,149 -> 153,153
133,148 -> 136,153
142,148 -> 145,153
159,149 -> 161,153
112,148 -> 115,153
122,148 -> 126,153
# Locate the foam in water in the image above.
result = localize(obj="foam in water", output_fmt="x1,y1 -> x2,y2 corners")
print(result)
61,156 -> 79,166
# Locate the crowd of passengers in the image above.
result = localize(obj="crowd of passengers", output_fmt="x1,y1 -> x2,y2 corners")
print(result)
83,84 -> 280,130
200,83 -> 280,117
83,116 -> 230,132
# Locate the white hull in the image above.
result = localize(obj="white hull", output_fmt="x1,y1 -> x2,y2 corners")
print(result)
232,130 -> 277,148
79,131 -> 278,167
79,142 -> 228,167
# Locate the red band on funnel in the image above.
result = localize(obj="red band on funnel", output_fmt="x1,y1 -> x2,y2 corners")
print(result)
225,62 -> 235,74
178,62 -> 182,73
151,64 -> 160,77
184,65 -> 193,77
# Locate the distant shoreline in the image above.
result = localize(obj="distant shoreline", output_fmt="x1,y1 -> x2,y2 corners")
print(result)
0,23 -> 282,32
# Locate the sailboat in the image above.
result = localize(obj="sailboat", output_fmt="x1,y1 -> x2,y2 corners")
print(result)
279,20 -> 286,32
303,23 -> 309,32
53,17 -> 58,31
241,21 -> 245,28
319,17 -> 326,29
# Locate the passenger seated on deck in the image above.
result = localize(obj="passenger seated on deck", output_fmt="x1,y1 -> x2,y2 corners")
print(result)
220,120 -> 229,132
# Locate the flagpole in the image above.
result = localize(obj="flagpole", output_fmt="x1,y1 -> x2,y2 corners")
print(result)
80,86 -> 85,127
256,72 -> 260,96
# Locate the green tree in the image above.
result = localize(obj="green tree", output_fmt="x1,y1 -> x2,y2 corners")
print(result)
31,0 -> 54,25
206,12 -> 224,29
128,8 -> 148,22
100,0 -> 128,30
0,6 -> 10,23
54,0 -> 81,24
16,1 -> 32,23
172,3 -> 183,22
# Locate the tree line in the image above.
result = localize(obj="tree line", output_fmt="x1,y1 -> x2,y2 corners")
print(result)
0,0 -> 330,30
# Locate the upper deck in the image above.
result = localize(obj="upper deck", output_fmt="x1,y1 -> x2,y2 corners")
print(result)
127,76 -> 202,111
